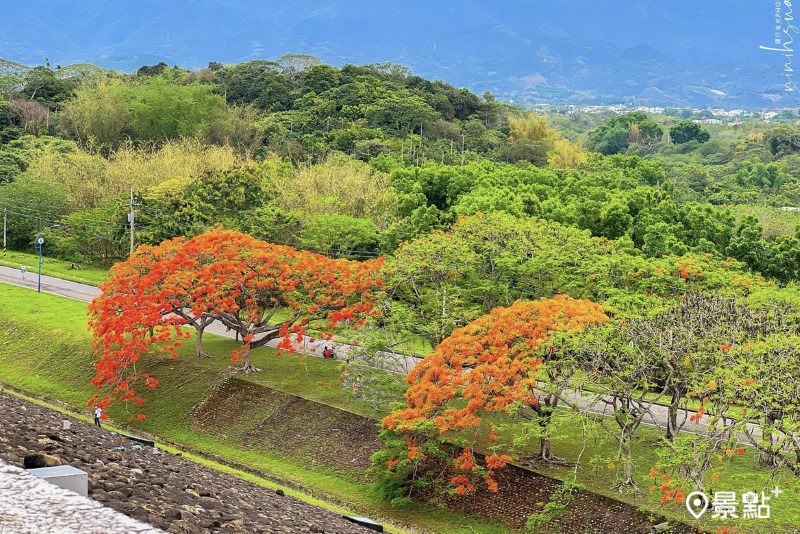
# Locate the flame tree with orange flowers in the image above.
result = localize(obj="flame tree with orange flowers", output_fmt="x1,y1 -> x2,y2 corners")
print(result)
374,295 -> 608,497
88,228 -> 383,416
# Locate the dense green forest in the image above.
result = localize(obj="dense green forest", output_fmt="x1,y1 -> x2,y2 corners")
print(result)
2,56 -> 800,286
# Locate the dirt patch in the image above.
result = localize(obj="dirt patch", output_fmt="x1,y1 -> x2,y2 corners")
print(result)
192,377 -> 382,474
410,452 -> 697,533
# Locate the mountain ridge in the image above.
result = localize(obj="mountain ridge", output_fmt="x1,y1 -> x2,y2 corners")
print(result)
1,0 -> 795,108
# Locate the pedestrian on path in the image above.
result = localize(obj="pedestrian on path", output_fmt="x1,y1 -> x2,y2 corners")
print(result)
20,265 -> 26,281
352,376 -> 363,397
94,405 -> 103,427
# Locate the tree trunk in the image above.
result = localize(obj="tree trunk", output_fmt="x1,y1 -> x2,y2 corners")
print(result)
759,416 -> 778,467
528,396 -> 569,465
666,390 -> 680,441
538,406 -> 555,461
682,461 -> 706,492
617,436 -> 637,490
195,322 -> 210,358
237,343 -> 260,373
540,437 -> 553,460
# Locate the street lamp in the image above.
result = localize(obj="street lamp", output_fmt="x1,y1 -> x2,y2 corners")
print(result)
34,224 -> 59,293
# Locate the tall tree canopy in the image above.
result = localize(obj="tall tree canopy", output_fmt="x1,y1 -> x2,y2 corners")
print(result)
378,296 -> 609,495
587,112 -> 663,155
88,228 -> 384,414
669,120 -> 710,145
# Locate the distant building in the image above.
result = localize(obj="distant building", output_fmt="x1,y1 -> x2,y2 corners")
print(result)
634,106 -> 665,114
693,118 -> 722,124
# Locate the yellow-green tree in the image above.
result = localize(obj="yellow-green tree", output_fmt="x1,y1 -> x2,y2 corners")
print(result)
275,154 -> 398,229
58,78 -> 130,149
548,138 -> 586,168
507,112 -> 560,146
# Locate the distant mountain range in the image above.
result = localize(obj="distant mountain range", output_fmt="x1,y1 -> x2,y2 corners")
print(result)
1,0 -> 796,108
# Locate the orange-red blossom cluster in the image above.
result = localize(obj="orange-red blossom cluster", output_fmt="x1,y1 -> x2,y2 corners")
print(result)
88,228 -> 384,419
383,295 -> 609,495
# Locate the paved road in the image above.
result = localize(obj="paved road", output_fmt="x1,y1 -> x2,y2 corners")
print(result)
0,265 -> 101,302
0,268 -> 761,444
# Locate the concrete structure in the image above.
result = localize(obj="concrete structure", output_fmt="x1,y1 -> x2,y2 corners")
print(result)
343,515 -> 384,532
29,465 -> 88,497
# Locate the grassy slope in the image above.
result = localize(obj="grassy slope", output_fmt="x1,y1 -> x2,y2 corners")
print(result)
0,283 -> 510,534
1,282 -> 798,533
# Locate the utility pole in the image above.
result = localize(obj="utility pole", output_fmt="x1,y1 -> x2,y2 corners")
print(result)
129,189 -> 135,254
419,122 -> 423,165
3,208 -> 6,257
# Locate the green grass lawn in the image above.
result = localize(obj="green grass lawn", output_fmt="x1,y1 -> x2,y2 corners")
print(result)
0,251 -> 108,286
731,204 -> 800,239
0,282 -> 515,534
1,281 -> 798,534
501,413 -> 800,534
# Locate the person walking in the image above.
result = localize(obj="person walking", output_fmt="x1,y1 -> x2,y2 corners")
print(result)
94,405 -> 103,427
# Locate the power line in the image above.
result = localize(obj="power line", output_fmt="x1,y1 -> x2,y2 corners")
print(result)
0,208 -> 51,225
2,198 -> 425,260
0,208 -> 120,246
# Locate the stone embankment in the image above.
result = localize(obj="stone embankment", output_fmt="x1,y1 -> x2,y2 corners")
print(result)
0,391 -> 373,534
0,458 -> 164,534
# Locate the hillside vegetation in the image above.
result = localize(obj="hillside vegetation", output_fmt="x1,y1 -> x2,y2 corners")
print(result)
4,284 -> 794,534
3,59 -> 800,534
1,59 -> 800,285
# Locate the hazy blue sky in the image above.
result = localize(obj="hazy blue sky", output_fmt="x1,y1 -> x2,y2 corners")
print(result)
1,1 -> 793,106
1,1 -> 769,68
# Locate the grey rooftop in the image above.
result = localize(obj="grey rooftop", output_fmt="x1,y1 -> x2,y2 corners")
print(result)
0,459 -> 165,534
